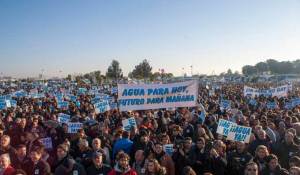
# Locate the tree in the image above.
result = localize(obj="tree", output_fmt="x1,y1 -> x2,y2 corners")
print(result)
106,60 -> 123,81
130,59 -> 152,79
94,71 -> 101,84
66,74 -> 72,81
266,59 -> 279,74
242,65 -> 257,75
227,69 -> 233,75
255,62 -> 269,73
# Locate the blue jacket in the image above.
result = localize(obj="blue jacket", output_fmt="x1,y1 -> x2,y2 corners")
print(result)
113,138 -> 133,159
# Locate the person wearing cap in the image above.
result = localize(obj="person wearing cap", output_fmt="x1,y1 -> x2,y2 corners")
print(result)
53,144 -> 86,175
87,152 -> 111,175
227,141 -> 253,175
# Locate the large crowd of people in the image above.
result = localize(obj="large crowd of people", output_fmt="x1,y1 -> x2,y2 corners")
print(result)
0,80 -> 299,175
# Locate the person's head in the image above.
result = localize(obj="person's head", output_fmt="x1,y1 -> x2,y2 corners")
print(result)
161,134 -> 170,145
77,129 -> 85,138
236,141 -> 246,153
244,162 -> 259,175
289,156 -> 300,168
146,159 -> 161,173
122,131 -> 130,139
134,150 -> 144,162
116,152 -> 130,169
196,137 -> 206,150
255,145 -> 269,159
92,138 -> 101,151
257,130 -> 266,140
285,131 -> 295,144
266,154 -> 279,171
290,166 -> 300,175
213,140 -> 226,153
16,144 -> 27,158
183,137 -> 193,150
78,139 -> 89,151
32,118 -> 39,127
19,117 -> 27,128
0,135 -> 10,147
154,143 -> 164,155
14,169 -> 27,175
92,152 -> 103,167
139,131 -> 149,143
56,144 -> 68,160
0,154 -> 11,169
182,166 -> 197,175
30,147 -> 43,163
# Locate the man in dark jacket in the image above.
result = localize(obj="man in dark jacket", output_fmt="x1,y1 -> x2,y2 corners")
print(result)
172,137 -> 193,175
227,141 -> 253,175
53,144 -> 86,175
262,154 -> 289,175
87,152 -> 111,175
272,131 -> 300,169
188,137 -> 208,175
25,146 -> 51,175
12,144 -> 30,170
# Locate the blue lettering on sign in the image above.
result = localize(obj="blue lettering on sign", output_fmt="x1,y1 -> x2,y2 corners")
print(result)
147,88 -> 169,95
122,89 -> 145,96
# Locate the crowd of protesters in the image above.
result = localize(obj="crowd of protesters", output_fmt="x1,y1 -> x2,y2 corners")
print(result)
0,80 -> 299,175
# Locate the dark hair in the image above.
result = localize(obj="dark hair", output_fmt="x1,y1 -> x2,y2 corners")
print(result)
122,131 -> 130,138
265,154 -> 278,163
290,156 -> 300,167
116,152 -> 130,161
182,166 -> 196,175
16,144 -> 26,150
14,169 -> 27,175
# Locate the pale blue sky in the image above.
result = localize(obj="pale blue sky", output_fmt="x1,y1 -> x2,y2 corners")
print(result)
0,0 -> 299,78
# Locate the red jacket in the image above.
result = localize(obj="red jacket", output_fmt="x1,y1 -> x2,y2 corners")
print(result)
2,165 -> 15,175
108,166 -> 137,175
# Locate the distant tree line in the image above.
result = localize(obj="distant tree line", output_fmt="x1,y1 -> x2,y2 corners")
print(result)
66,59 -> 173,83
242,59 -> 300,75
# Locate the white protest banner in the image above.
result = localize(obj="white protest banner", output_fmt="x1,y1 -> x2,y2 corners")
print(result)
5,100 -> 11,108
217,119 -> 236,136
244,85 -> 289,98
292,98 -> 300,107
58,113 -> 70,124
217,119 -> 252,143
94,100 -> 110,114
67,122 -> 83,133
266,102 -> 278,109
57,101 -> 69,109
118,81 -> 198,111
220,100 -> 231,111
227,125 -> 252,143
163,144 -> 174,156
40,137 -> 53,149
122,117 -> 137,131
